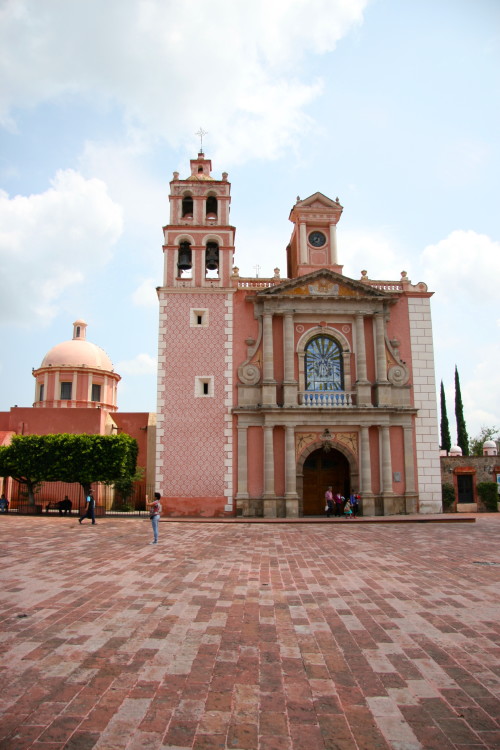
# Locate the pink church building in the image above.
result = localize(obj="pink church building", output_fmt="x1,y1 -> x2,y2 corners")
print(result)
0,321 -> 155,508
156,153 -> 442,517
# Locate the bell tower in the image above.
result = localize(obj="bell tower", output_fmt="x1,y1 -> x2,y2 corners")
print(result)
162,152 -> 235,287
156,153 -> 237,517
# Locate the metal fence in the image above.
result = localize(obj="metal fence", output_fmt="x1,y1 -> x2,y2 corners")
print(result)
2,481 -> 156,518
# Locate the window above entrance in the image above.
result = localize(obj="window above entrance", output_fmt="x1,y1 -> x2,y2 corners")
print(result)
305,336 -> 343,391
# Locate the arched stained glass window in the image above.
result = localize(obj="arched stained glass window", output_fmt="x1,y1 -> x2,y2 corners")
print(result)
305,336 -> 343,391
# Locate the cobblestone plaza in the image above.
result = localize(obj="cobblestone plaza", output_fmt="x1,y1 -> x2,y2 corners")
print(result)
0,515 -> 499,749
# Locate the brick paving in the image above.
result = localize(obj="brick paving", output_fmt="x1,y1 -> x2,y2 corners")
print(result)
0,515 -> 499,750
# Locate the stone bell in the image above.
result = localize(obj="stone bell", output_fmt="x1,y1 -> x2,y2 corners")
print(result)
205,244 -> 219,271
177,242 -> 192,271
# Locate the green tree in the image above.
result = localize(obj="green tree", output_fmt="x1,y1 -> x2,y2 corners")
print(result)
0,436 -> 51,504
455,366 -> 469,456
0,433 -> 138,503
469,426 -> 500,457
440,380 -> 451,453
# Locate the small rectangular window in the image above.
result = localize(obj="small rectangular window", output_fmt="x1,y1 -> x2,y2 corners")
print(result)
195,376 -> 214,398
190,308 -> 209,327
60,382 -> 72,400
39,384 -> 44,401
91,384 -> 101,402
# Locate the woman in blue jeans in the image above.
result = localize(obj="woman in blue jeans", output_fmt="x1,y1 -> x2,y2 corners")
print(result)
147,491 -> 162,544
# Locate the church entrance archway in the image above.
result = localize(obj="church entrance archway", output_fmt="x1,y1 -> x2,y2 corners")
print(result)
302,448 -> 350,515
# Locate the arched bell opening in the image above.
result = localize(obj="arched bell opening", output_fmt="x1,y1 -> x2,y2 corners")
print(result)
177,241 -> 192,277
205,242 -> 219,278
206,195 -> 218,221
181,194 -> 193,219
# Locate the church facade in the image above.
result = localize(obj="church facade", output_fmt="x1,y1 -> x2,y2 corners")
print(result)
156,153 -> 442,517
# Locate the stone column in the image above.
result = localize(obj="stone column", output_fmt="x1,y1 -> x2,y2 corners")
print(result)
374,312 -> 390,406
380,425 -> 395,515
263,425 -> 276,517
283,312 -> 297,407
403,425 -> 418,513
355,313 -> 371,406
329,222 -> 338,264
374,313 -> 388,382
355,314 -> 368,381
236,424 -> 250,517
262,312 -> 276,406
284,426 -> 299,517
299,222 -> 307,264
360,426 -> 375,515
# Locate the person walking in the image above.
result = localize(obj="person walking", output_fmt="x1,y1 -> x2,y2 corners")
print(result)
79,489 -> 96,525
0,493 -> 9,513
350,493 -> 360,518
147,491 -> 162,545
325,486 -> 334,518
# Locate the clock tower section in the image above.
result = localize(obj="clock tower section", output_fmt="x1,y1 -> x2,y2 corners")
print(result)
156,153 -> 236,516
287,192 -> 343,278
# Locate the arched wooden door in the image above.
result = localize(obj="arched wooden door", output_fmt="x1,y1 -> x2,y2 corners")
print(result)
302,448 -> 350,515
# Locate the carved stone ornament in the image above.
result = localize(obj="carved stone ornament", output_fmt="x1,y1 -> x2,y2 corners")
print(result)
385,336 -> 410,386
237,320 -> 262,385
237,362 -> 261,385
387,364 -> 410,386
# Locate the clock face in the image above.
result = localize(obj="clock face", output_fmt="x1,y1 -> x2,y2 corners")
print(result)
309,231 -> 326,247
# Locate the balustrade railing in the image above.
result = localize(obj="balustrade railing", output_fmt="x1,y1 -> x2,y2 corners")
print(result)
299,391 -> 355,407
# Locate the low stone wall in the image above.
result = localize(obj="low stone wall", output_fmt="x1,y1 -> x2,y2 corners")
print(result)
441,455 -> 500,511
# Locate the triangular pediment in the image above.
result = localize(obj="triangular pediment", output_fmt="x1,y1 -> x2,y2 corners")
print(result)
296,192 -> 342,210
258,269 -> 390,299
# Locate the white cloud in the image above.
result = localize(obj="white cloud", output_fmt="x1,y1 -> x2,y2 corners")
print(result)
0,0 -> 368,164
132,279 -> 158,308
424,230 -> 500,439
0,170 -> 123,325
339,228 -> 411,280
116,353 -> 157,376
421,230 -> 500,304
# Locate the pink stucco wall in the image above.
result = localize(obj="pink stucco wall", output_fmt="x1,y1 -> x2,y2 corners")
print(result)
157,292 -> 229,501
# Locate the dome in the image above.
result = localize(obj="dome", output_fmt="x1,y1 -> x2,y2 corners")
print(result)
40,340 -> 113,371
449,445 -> 462,456
39,320 -> 114,372
483,440 -> 497,448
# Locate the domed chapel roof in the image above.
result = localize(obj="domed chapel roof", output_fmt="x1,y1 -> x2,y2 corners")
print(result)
39,320 -> 114,372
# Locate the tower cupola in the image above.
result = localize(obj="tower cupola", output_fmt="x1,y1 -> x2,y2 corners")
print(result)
162,153 -> 236,287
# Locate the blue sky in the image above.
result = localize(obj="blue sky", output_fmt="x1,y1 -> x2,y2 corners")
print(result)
0,0 -> 499,442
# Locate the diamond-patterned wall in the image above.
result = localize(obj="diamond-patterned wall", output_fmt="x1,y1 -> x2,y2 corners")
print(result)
156,291 -> 233,500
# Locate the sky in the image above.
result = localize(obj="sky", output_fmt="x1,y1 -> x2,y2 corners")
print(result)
0,0 -> 499,443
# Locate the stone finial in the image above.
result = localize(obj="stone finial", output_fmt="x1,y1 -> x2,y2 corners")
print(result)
274,268 -> 280,278
173,171 -> 179,180
232,266 -> 240,277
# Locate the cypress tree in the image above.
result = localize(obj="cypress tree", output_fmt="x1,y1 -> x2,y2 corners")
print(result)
454,366 -> 469,456
440,380 -> 451,453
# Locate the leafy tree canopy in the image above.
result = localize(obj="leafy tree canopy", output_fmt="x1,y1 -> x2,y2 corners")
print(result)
0,433 -> 138,500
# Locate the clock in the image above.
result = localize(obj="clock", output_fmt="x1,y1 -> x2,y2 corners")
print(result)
309,231 -> 326,247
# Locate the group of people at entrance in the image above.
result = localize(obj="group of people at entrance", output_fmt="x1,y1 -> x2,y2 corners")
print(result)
325,486 -> 360,519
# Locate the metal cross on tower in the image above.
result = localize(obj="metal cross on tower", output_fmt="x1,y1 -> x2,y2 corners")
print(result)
195,127 -> 207,153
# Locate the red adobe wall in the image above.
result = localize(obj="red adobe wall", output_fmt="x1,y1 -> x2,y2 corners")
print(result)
113,412 -> 150,479
5,407 -> 105,435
